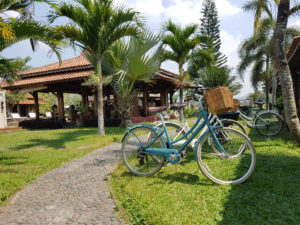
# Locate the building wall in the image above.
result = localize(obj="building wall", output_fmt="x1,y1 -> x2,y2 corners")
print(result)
0,92 -> 7,128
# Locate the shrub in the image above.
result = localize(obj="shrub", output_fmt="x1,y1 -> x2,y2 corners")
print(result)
19,119 -> 64,129
81,118 -> 121,127
183,106 -> 198,118
132,115 -> 160,123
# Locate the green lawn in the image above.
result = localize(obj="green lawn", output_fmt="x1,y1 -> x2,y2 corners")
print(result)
0,127 -> 124,205
112,129 -> 300,225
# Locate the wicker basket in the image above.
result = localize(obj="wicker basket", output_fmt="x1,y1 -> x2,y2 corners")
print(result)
205,87 -> 234,114
229,99 -> 240,112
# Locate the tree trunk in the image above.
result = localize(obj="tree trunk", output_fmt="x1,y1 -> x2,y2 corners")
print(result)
272,0 -> 300,144
179,65 -> 184,122
266,56 -> 270,109
96,61 -> 105,136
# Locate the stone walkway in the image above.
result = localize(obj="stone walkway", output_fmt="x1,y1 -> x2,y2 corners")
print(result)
0,143 -> 125,225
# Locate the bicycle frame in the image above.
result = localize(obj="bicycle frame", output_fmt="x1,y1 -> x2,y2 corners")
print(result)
238,109 -> 282,129
141,109 -> 227,163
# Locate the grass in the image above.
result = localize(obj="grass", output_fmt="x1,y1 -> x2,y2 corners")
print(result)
112,128 -> 300,225
0,127 -> 124,205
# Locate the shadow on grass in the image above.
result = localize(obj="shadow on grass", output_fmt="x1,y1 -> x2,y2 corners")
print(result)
219,152 -> 300,225
248,128 -> 293,144
6,127 -> 124,151
158,172 -> 205,185
0,154 -> 28,166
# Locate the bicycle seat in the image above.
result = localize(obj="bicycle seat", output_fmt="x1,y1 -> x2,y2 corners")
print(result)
148,106 -> 167,113
170,104 -> 186,110
254,101 -> 263,106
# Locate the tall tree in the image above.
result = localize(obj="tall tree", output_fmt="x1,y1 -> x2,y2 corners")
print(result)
161,20 -> 200,120
238,14 -> 300,108
49,0 -> 141,136
272,0 -> 300,144
243,0 -> 276,32
194,66 -> 242,95
244,0 -> 300,34
200,0 -> 227,67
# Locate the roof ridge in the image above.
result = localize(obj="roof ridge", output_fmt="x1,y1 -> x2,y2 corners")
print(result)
19,55 -> 88,76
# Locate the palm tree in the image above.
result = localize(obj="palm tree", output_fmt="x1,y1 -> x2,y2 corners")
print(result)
112,31 -> 162,127
238,18 -> 300,107
194,66 -> 242,95
161,20 -> 201,120
0,0 -> 55,49
243,0 -> 276,32
0,19 -> 64,57
0,1 -> 65,81
272,0 -> 300,144
244,0 -> 300,33
1,0 -> 36,19
49,0 -> 141,136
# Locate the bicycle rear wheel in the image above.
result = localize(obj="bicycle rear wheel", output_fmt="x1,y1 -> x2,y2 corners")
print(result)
254,112 -> 283,136
156,122 -> 187,142
220,119 -> 247,134
122,126 -> 165,176
196,128 -> 256,185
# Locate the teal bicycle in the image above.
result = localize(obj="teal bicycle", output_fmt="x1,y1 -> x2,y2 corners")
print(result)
121,96 -> 256,185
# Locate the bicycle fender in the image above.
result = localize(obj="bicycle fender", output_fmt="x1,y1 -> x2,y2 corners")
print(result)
192,126 -> 222,160
121,124 -> 162,143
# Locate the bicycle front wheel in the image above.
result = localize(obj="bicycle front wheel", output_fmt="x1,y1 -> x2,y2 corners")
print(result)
196,128 -> 256,185
122,126 -> 165,176
254,112 -> 283,136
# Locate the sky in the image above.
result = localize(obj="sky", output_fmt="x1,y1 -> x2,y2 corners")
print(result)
2,0 -> 300,98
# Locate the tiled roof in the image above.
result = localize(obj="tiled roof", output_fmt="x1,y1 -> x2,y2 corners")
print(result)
19,55 -> 92,77
1,55 -> 187,90
287,36 -> 300,61
2,70 -> 92,88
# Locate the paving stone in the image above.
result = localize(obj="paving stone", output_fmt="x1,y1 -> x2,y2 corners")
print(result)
0,143 -> 125,225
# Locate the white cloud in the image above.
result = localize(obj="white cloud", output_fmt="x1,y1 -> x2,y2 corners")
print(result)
220,30 -> 253,97
115,0 -> 241,28
164,0 -> 241,25
288,19 -> 300,27
220,30 -> 242,68
0,10 -> 20,19
215,0 -> 242,17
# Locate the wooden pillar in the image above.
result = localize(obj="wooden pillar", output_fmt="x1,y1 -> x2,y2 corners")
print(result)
160,89 -> 167,106
143,90 -> 149,116
82,88 -> 88,106
32,92 -> 40,120
94,92 -> 98,115
57,92 -> 65,121
165,89 -> 169,109
170,91 -> 174,105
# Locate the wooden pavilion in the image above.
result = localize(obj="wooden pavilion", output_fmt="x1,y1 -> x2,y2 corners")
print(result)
271,36 -> 300,108
1,55 -> 188,122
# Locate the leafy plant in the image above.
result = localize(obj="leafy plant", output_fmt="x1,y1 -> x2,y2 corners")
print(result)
112,31 -> 162,127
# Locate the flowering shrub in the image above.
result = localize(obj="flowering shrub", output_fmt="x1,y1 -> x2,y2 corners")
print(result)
132,115 -> 160,123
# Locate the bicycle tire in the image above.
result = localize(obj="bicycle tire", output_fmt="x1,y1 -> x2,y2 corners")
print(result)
122,126 -> 165,176
156,122 -> 187,142
196,128 -> 256,185
254,112 -> 283,136
220,119 -> 247,135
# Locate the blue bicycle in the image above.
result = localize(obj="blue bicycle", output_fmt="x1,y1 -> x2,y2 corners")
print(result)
121,97 -> 256,185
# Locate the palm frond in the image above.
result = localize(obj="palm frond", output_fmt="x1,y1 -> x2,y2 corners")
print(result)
0,19 -> 65,61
